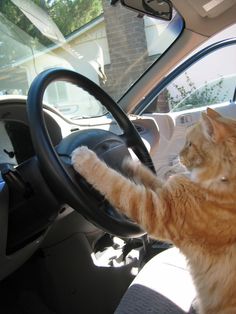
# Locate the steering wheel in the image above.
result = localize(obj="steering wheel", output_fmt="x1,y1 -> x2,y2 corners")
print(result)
27,68 -> 155,238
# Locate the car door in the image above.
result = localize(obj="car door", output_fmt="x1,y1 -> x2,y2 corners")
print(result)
141,33 -> 236,178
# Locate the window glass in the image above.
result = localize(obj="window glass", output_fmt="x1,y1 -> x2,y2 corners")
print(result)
170,72 -> 236,112
147,24 -> 236,113
44,82 -> 106,119
169,45 -> 236,112
0,1 -> 183,119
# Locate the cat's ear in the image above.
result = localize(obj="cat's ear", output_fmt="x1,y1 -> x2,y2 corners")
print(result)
201,111 -> 226,143
206,107 -> 222,119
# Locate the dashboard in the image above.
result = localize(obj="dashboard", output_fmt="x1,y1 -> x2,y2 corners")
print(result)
0,96 -> 160,279
0,97 -> 160,172
0,120 -> 35,174
0,98 -> 64,178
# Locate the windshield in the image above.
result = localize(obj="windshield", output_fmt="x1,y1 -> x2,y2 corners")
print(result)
0,0 -> 183,119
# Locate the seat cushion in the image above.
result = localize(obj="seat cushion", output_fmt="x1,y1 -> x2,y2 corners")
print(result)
115,247 -> 197,313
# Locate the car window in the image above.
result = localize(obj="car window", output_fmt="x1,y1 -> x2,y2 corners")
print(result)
0,1 -> 183,120
170,72 -> 236,112
145,24 -> 236,114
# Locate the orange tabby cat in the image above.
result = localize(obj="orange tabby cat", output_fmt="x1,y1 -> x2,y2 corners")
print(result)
71,108 -> 236,314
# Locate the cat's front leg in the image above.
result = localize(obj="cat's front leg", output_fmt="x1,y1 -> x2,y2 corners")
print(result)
123,158 -> 163,191
71,147 -> 153,232
71,146 -> 173,241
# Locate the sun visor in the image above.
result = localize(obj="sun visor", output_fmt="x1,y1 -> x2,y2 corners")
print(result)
187,0 -> 235,18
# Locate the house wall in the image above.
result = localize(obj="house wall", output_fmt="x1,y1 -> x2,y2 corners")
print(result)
23,21 -> 111,117
100,0 -> 157,101
54,21 -> 110,85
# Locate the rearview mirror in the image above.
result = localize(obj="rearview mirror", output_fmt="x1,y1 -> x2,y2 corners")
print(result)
120,0 -> 173,20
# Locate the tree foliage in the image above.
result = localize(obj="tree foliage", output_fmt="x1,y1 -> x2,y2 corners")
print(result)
47,0 -> 103,36
0,0 -> 103,47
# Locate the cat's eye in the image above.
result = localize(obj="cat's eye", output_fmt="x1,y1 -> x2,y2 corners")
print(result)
186,141 -> 192,147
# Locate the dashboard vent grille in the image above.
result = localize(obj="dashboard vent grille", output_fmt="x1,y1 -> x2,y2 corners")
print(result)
135,125 -> 144,133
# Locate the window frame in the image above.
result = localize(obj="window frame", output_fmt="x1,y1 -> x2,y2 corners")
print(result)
133,37 -> 236,115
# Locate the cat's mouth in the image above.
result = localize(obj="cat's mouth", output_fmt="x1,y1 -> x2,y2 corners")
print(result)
179,156 -> 190,169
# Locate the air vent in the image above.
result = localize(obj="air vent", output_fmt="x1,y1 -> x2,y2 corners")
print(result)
135,125 -> 144,133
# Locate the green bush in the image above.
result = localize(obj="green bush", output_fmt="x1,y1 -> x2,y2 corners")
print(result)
167,72 -> 228,112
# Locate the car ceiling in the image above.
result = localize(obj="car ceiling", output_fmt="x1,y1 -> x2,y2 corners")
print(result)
173,0 -> 236,37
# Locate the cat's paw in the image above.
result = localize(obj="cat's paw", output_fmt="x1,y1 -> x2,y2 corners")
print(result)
122,157 -> 140,178
71,146 -> 96,174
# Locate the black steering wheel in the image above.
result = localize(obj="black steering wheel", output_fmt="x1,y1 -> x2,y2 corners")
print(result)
27,68 -> 155,238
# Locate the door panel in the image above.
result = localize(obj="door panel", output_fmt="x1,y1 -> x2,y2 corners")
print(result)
145,101 -> 236,178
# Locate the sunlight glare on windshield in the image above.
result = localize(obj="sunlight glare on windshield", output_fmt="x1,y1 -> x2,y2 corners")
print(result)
0,0 -> 183,119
